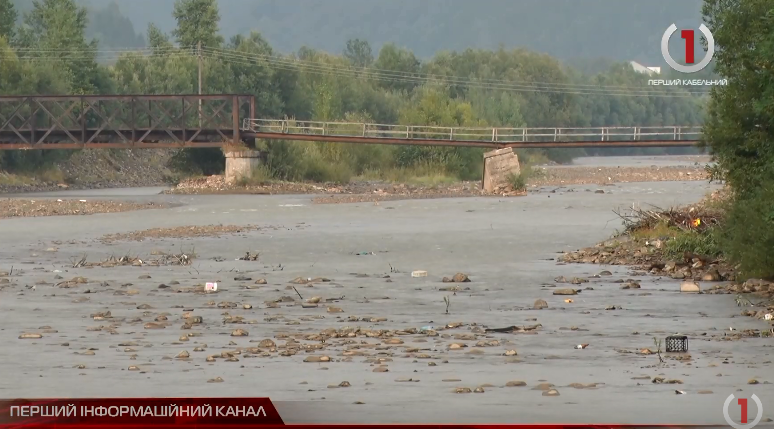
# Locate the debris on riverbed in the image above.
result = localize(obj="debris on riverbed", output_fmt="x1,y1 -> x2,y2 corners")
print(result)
100,225 -> 259,242
484,324 -> 542,334
68,250 -> 196,268
238,252 -> 260,261
0,199 -> 162,218
614,203 -> 723,234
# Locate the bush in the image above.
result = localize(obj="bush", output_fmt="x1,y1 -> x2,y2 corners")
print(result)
506,171 -> 527,191
167,148 -> 224,176
718,185 -> 774,280
234,165 -> 274,186
263,140 -> 353,184
505,165 -> 544,191
394,146 -> 483,180
0,149 -> 74,173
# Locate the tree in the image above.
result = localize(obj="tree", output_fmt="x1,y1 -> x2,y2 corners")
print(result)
147,23 -> 172,51
702,0 -> 774,196
373,43 -> 421,92
0,0 -> 16,41
17,0 -> 100,94
171,0 -> 223,48
343,38 -> 373,67
701,0 -> 774,279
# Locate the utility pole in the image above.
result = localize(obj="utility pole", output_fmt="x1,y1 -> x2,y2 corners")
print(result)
197,41 -> 203,128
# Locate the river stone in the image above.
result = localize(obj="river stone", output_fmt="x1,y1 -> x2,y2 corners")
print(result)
680,281 -> 701,293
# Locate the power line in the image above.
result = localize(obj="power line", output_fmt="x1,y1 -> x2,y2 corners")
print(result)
203,50 -> 706,98
2,45 -> 711,98
9,45 -> 705,94
203,46 -> 695,93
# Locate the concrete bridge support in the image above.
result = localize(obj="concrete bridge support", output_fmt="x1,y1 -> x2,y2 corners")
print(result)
482,147 -> 521,192
225,150 -> 266,183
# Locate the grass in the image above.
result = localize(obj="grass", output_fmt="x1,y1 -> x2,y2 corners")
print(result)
0,172 -> 29,186
505,164 -> 545,191
629,221 -> 678,241
357,163 -> 459,186
234,165 -> 275,186
0,167 -> 66,186
624,220 -> 722,261
662,229 -> 722,260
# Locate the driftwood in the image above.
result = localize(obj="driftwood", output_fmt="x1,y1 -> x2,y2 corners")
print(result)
485,324 -> 542,333
613,203 -> 723,234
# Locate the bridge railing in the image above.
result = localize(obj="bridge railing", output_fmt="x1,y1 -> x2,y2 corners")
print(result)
243,119 -> 702,143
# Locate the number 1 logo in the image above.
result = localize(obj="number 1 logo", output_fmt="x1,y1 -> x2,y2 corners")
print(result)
724,394 -> 764,429
661,23 -> 715,73
681,29 -> 695,64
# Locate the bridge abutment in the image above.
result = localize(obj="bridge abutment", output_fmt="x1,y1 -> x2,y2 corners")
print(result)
482,147 -> 521,193
224,150 -> 267,184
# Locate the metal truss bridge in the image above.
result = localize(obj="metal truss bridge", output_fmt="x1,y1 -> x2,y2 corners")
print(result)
0,94 -> 702,150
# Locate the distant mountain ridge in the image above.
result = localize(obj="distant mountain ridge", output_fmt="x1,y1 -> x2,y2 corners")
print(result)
58,0 -> 705,63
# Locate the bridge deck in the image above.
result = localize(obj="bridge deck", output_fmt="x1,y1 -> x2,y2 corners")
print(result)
243,119 -> 702,149
0,95 -> 701,150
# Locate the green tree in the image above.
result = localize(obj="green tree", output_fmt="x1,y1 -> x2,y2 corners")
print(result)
373,43 -> 420,92
17,0 -> 99,94
0,36 -> 71,171
227,32 -> 283,117
0,0 -> 16,41
171,0 -> 223,48
343,38 -> 373,67
701,0 -> 774,279
702,0 -> 774,196
147,23 -> 173,51
394,85 -> 485,178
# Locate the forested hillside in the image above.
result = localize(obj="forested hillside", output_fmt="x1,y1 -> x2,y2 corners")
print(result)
1,0 -> 707,183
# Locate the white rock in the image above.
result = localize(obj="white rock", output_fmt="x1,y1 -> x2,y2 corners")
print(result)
680,281 -> 700,293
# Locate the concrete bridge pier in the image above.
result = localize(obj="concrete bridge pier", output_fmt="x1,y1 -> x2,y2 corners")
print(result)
482,147 -> 521,193
224,150 -> 267,183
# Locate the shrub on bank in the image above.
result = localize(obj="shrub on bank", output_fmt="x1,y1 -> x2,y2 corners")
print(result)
718,184 -> 774,281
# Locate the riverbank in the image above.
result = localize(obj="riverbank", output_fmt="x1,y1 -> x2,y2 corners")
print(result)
0,149 -> 179,194
166,157 -> 710,200
558,188 -> 773,327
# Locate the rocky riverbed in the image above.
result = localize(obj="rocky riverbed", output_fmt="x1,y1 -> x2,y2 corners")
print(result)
0,199 -> 163,219
0,177 -> 771,425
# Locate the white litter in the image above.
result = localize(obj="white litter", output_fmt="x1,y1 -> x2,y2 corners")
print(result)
764,314 -> 773,321
205,282 -> 218,292
79,200 -> 87,202
411,271 -> 427,277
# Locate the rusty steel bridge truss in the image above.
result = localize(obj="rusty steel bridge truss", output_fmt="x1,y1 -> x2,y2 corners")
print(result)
0,95 -> 255,150
0,94 -> 702,150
